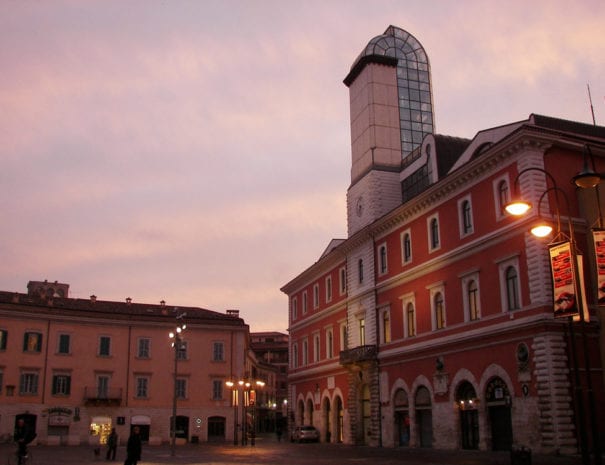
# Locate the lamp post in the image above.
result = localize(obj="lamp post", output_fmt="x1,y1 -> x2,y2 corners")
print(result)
225,378 -> 265,446
168,313 -> 186,457
505,164 -> 601,465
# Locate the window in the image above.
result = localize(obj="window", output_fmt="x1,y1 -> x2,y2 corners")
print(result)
378,244 -> 388,275
137,338 -> 150,358
213,341 -> 224,362
313,334 -> 320,362
176,341 -> 188,360
0,369 -> 3,393
212,380 -> 223,400
313,283 -> 319,309
99,336 -> 111,356
302,339 -> 308,366
52,374 -> 71,396
459,196 -> 474,236
340,323 -> 348,350
0,329 -> 8,350
406,302 -> 416,337
428,214 -> 440,251
359,318 -> 366,346
97,375 -> 110,398
57,334 -> 70,354
326,329 -> 333,359
176,378 -> 187,399
493,175 -> 510,220
292,297 -> 298,320
292,343 -> 299,369
506,266 -> 520,311
23,332 -> 42,352
136,377 -> 148,398
433,291 -> 446,329
339,267 -> 347,295
468,280 -> 479,321
461,272 -> 481,322
302,291 -> 308,314
326,276 -> 333,302
358,259 -> 364,284
20,372 -> 39,395
498,256 -> 522,312
401,230 -> 412,264
382,310 -> 391,344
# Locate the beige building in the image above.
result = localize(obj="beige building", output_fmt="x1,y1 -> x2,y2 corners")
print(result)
0,280 -> 250,446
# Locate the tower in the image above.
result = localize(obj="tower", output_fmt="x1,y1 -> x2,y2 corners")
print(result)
344,26 -> 434,236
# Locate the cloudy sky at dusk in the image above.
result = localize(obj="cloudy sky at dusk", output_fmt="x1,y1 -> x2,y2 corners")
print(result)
2,0 -> 604,333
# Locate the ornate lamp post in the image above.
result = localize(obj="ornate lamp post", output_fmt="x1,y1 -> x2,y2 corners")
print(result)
168,312 -> 186,457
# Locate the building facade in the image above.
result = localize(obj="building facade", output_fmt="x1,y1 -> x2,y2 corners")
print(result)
0,280 -> 250,446
281,25 -> 605,455
250,332 -> 289,433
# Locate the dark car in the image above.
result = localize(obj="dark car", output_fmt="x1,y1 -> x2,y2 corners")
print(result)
291,425 -> 319,443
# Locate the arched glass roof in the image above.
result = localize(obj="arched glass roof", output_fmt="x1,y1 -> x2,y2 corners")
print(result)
352,26 -> 434,160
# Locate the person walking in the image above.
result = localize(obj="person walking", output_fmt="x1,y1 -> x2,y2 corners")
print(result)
14,418 -> 36,465
123,426 -> 142,465
106,428 -> 118,461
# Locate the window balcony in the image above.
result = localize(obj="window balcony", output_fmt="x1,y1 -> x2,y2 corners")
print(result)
339,345 -> 377,366
83,387 -> 123,406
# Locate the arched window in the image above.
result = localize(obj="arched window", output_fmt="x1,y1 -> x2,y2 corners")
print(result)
498,180 -> 509,213
430,217 -> 440,250
506,266 -> 520,310
403,232 -> 412,263
468,280 -> 479,320
462,200 -> 472,234
382,311 -> 391,343
379,245 -> 388,274
434,292 -> 445,329
406,302 -> 416,337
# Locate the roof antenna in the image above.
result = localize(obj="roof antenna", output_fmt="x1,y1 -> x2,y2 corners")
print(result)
587,83 -> 596,126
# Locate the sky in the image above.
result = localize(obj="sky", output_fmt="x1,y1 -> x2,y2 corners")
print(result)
1,0 -> 604,334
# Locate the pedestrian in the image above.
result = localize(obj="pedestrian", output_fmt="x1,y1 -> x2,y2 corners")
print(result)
106,428 -> 118,461
14,418 -> 36,465
123,426 -> 142,465
276,426 -> 283,442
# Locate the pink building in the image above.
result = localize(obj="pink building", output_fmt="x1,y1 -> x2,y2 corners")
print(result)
282,26 -> 605,457
0,280 -> 250,446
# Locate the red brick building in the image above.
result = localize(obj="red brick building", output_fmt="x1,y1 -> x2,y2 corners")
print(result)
282,25 -> 605,456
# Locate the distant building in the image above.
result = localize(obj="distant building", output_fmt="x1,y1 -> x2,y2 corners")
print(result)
0,281 -> 250,446
250,332 -> 289,431
282,25 -> 605,456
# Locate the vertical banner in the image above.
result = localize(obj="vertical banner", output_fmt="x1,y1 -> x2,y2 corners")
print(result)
549,241 -> 580,318
592,229 -> 605,305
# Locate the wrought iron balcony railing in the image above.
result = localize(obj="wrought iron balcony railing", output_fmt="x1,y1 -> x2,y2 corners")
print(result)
339,344 -> 377,365
83,387 -> 123,406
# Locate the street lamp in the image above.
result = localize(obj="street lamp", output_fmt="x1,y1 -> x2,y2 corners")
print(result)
505,165 -> 601,465
225,378 -> 265,446
168,312 -> 186,456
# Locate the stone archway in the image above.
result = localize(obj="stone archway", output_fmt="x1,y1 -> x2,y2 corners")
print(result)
456,381 -> 479,449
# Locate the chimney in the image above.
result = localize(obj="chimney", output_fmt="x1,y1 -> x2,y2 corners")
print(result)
126,297 -> 132,305
226,309 -> 240,318
90,295 -> 97,303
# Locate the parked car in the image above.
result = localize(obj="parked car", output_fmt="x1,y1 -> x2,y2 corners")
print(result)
290,425 -> 319,443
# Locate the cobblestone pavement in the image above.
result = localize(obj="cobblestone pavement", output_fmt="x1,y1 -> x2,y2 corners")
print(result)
0,435 -> 585,465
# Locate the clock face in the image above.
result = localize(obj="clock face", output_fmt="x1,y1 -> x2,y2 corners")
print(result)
355,196 -> 364,217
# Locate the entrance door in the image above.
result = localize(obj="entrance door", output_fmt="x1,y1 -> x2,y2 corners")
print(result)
414,386 -> 433,448
208,416 -> 226,442
485,377 -> 513,451
489,405 -> 513,450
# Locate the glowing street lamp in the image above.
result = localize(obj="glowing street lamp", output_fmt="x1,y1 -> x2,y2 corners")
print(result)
168,312 -> 186,456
